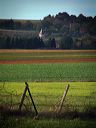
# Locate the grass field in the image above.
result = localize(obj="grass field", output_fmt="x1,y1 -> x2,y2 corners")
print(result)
0,82 -> 96,128
1,117 -> 96,128
0,82 -> 96,112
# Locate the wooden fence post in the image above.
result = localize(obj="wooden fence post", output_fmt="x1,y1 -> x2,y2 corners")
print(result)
18,83 -> 28,111
57,84 -> 70,114
18,82 -> 38,116
25,82 -> 38,116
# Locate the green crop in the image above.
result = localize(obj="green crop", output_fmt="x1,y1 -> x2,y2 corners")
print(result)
0,63 -> 96,82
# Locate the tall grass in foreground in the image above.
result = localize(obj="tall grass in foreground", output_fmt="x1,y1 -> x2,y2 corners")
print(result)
0,117 -> 96,128
0,82 -> 96,113
0,82 -> 96,128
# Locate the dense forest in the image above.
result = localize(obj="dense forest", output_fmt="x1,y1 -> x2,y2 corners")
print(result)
0,12 -> 96,49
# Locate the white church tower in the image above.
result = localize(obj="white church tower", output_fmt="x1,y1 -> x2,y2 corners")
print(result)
39,29 -> 43,39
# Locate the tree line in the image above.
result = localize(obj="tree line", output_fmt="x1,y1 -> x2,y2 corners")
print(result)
0,12 -> 96,49
0,12 -> 96,35
0,19 -> 41,30
0,37 -> 44,49
0,35 -> 95,49
42,12 -> 96,35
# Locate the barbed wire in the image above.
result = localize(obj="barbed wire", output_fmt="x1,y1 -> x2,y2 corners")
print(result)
0,82 -> 96,114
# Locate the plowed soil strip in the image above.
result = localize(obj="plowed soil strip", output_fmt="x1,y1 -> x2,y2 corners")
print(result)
0,49 -> 96,53
0,58 -> 96,64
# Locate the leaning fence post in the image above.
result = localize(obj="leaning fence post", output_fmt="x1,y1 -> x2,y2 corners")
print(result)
25,82 -> 38,116
18,83 -> 28,111
57,84 -> 70,114
18,82 -> 38,116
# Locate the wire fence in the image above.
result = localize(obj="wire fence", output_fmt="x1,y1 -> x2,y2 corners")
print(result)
0,82 -> 96,118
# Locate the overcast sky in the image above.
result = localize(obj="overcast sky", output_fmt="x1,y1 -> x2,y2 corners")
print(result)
0,0 -> 96,19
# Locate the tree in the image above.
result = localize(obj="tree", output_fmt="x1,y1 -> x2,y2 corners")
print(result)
74,35 -> 96,49
45,38 -> 52,49
60,36 -> 73,49
24,21 -> 33,30
77,14 -> 86,23
87,20 -> 96,35
6,37 -> 11,48
15,21 -> 22,30
60,25 -> 69,33
39,38 -> 45,48
70,15 -> 77,23
55,12 -> 69,22
53,19 -> 63,30
0,37 -> 6,48
51,38 -> 56,48
42,15 -> 54,29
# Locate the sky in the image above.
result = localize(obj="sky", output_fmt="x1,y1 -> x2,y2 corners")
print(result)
0,0 -> 96,20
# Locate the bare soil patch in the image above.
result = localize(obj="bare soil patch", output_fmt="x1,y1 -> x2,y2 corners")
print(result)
0,58 -> 96,64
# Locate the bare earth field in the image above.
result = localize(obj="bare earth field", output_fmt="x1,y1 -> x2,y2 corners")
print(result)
0,59 -> 96,64
0,49 -> 96,64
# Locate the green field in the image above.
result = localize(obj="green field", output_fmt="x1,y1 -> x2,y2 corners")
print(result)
0,63 -> 96,82
0,82 -> 96,112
